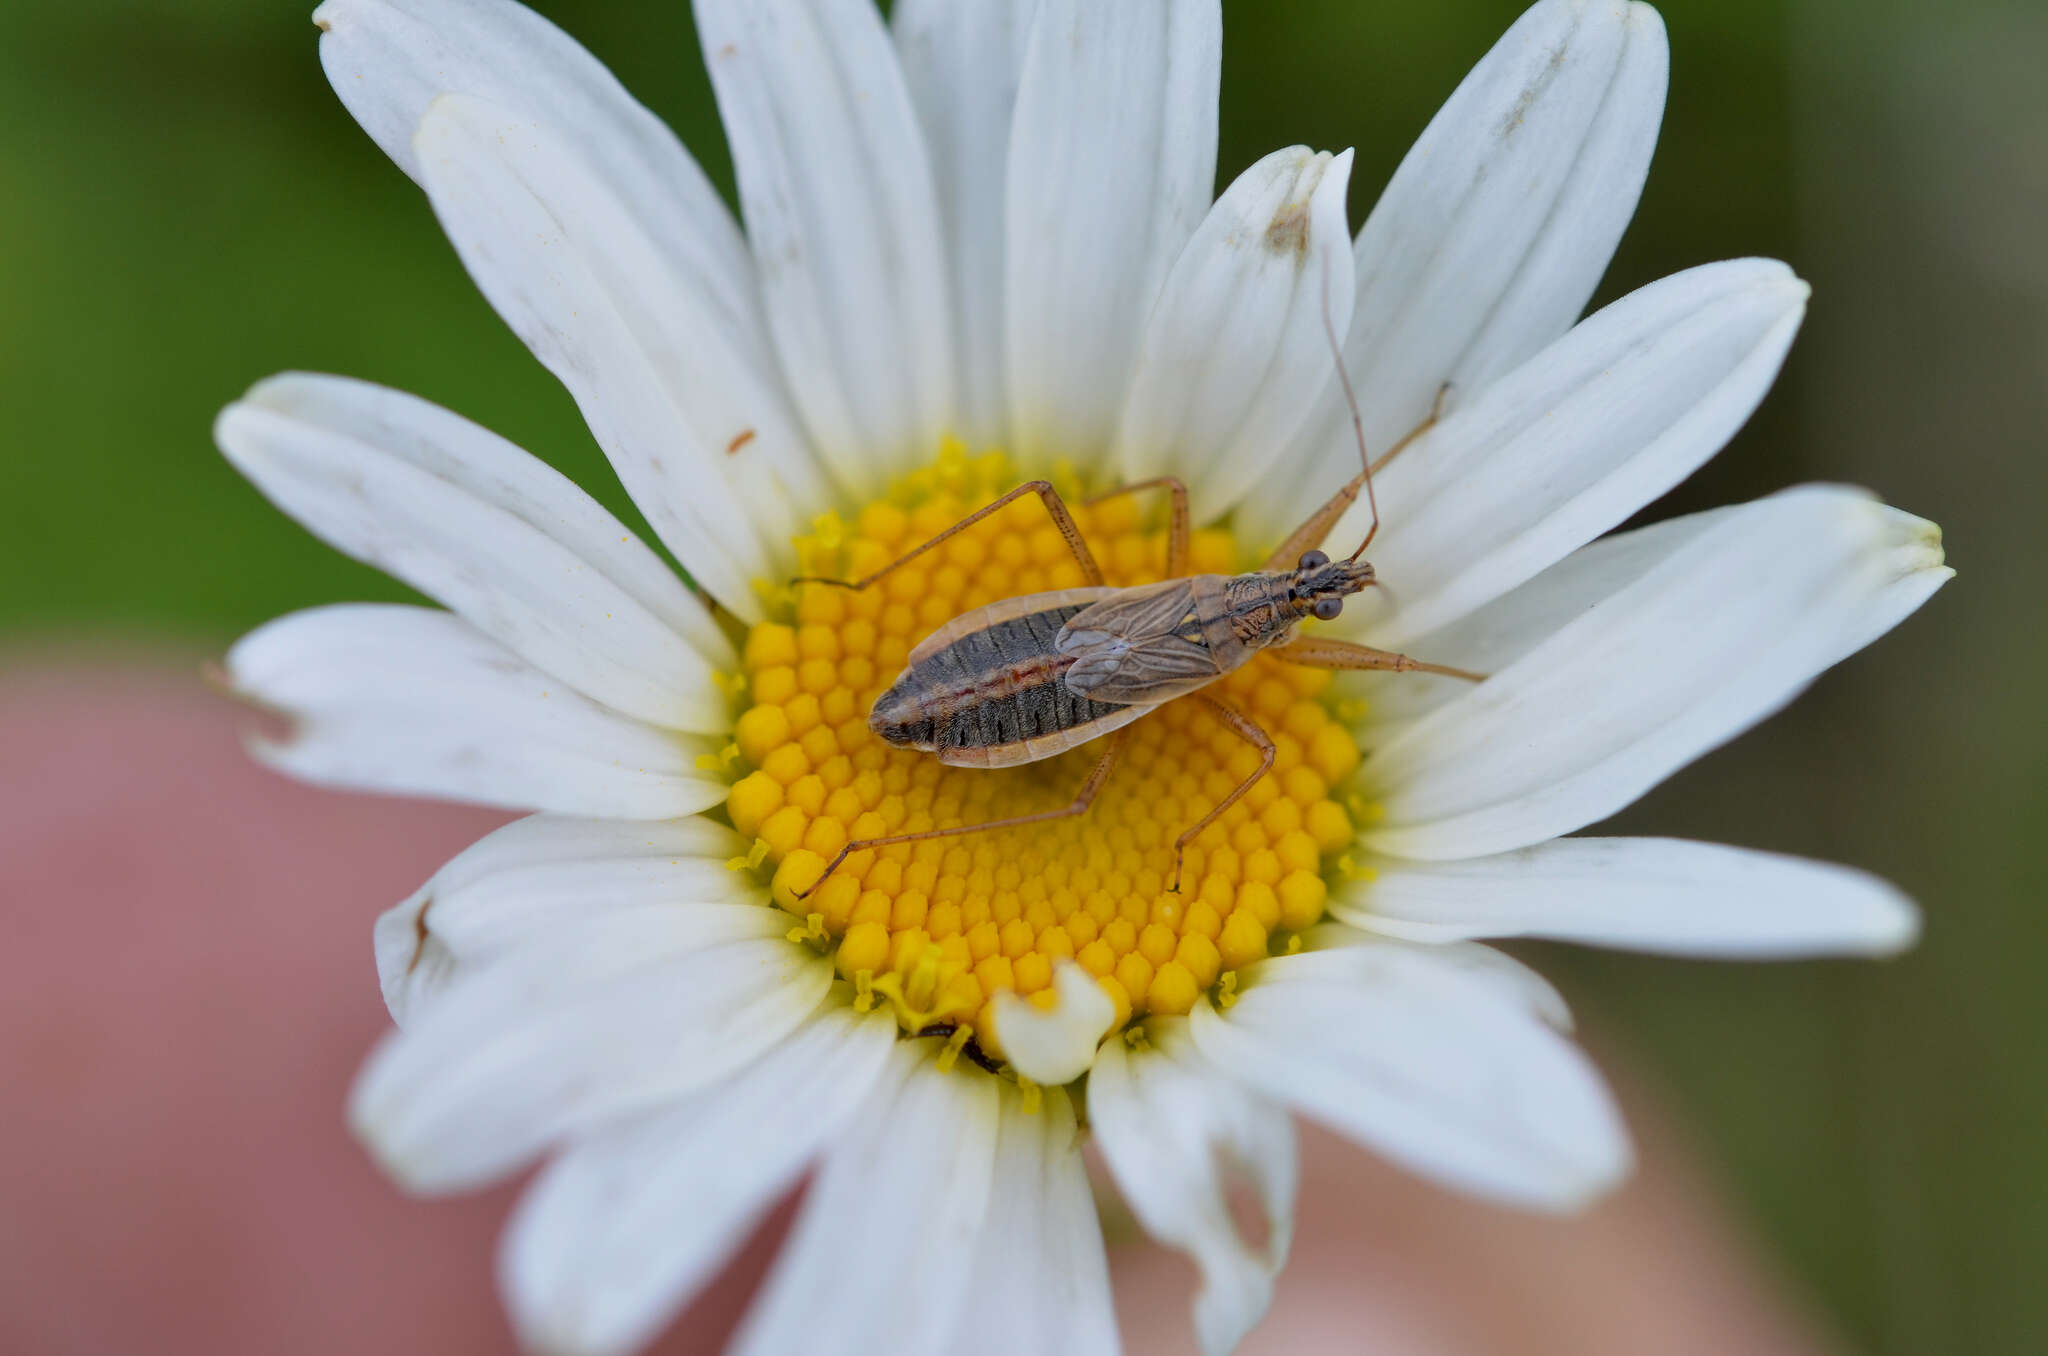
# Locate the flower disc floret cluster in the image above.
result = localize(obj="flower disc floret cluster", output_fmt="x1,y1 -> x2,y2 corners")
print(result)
724,448 -> 1363,1051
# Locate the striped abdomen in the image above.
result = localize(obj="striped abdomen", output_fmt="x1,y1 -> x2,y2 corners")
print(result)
869,589 -> 1159,769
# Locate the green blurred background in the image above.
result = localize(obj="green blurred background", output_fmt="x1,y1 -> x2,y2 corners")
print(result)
2,0 -> 2041,1350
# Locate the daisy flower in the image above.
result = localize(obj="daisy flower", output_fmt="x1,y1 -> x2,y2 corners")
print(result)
217,0 -> 1951,1352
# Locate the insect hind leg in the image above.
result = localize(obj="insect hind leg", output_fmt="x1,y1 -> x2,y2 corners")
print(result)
795,735 -> 1127,900
792,480 -> 1105,592
1168,696 -> 1275,893
1083,476 -> 1191,578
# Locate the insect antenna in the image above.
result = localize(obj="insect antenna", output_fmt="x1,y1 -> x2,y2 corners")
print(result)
1320,256 -> 1380,565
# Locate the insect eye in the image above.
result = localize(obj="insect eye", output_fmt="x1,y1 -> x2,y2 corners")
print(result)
1312,597 -> 1343,622
1298,549 -> 1330,571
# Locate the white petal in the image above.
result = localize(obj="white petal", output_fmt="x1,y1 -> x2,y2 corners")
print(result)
1344,259 -> 1811,646
696,0 -> 954,489
502,1007 -> 897,1356
1113,146 -> 1356,519
1291,925 -> 1574,1032
314,0 -> 806,603
351,910 -> 830,1193
1005,0 -> 1221,466
1191,947 -> 1630,1211
1338,837 -> 1922,957
733,1045 -> 1000,1356
1241,0 -> 1667,545
373,815 -> 751,1025
412,95 -> 827,624
315,0 -> 748,299
227,605 -> 726,820
377,893 -> 457,1029
991,961 -> 1115,1086
1364,486 -> 1952,860
218,373 -> 733,727
952,1083 -> 1118,1356
1355,505 -> 1732,733
893,0 -> 1042,447
1093,1019 -> 1295,1356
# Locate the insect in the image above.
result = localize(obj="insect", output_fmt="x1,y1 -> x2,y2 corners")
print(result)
795,312 -> 1478,900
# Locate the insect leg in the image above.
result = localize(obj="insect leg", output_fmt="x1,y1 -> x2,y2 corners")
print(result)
794,480 -> 1105,591
1270,635 -> 1485,682
1372,381 -> 1452,478
1168,696 -> 1275,893
795,733 -> 1128,899
1258,383 -> 1452,572
1083,476 -> 1191,578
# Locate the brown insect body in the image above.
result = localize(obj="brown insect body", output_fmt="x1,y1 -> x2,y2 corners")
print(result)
794,339 -> 1472,900
869,587 -> 1150,769
869,556 -> 1374,769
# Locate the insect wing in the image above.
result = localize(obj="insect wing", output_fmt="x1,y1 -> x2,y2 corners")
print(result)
1062,640 -> 1219,703
1062,577 -> 1198,641
1056,579 -> 1219,702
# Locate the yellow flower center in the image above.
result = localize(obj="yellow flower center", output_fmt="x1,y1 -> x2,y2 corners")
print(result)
723,446 -> 1364,1073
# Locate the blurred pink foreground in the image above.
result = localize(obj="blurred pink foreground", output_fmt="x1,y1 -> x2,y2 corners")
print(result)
0,661 -> 1838,1355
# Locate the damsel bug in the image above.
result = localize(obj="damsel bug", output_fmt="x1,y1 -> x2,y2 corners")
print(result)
796,301 -> 1479,900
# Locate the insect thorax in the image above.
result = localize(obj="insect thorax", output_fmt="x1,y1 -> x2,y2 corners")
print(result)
1222,573 -> 1303,651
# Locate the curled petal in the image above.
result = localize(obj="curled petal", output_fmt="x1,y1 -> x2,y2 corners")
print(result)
1114,145 -> 1357,520
991,962 -> 1116,1086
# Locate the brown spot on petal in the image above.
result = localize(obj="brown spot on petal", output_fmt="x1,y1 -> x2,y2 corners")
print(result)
1265,196 -> 1312,259
407,893 -> 435,977
727,428 -> 757,456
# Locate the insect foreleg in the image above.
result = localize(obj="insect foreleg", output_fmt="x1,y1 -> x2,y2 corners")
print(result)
1259,383 -> 1452,572
1084,476 -> 1191,578
793,480 -> 1105,592
1271,636 -> 1485,682
1169,696 -> 1275,893
795,733 -> 1129,899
